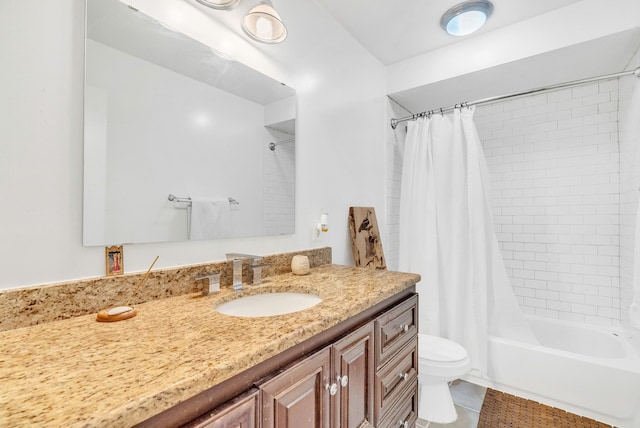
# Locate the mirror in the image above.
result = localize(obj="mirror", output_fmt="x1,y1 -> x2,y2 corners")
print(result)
83,0 -> 296,246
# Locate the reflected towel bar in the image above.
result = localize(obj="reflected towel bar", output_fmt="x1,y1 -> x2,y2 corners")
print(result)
168,194 -> 239,205
269,137 -> 295,151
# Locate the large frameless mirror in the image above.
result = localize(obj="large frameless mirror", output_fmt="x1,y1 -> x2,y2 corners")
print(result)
83,0 -> 296,246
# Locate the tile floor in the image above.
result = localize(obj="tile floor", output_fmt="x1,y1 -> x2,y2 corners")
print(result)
416,380 -> 487,428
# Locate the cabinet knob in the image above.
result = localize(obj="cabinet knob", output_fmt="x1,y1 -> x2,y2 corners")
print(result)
398,420 -> 408,428
398,372 -> 409,381
337,375 -> 348,387
325,382 -> 338,396
398,324 -> 409,333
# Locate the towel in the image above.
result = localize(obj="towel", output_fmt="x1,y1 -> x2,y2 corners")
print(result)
189,197 -> 231,240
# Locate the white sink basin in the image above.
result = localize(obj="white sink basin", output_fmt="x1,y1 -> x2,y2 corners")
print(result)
215,292 -> 322,317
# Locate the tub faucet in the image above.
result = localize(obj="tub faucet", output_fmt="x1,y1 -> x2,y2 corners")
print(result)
225,253 -> 264,290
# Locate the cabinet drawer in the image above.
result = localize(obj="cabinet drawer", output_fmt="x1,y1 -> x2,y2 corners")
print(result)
376,379 -> 418,428
374,338 -> 418,424
375,295 -> 418,367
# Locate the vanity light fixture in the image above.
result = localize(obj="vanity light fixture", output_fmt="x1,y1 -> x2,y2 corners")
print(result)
195,0 -> 240,10
242,0 -> 288,44
440,0 -> 494,37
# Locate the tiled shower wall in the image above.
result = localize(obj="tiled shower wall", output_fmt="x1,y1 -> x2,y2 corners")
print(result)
263,128 -> 295,236
385,98 -> 410,271
619,49 -> 640,347
475,81 -> 621,326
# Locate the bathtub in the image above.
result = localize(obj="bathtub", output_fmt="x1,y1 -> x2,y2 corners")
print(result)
465,315 -> 640,427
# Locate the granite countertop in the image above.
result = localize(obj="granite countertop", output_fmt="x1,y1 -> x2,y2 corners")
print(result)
0,265 -> 419,427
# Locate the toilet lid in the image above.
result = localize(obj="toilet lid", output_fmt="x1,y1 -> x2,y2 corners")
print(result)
419,334 -> 468,363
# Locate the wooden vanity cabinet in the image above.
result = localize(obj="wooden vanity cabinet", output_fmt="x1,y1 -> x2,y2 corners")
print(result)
137,290 -> 417,428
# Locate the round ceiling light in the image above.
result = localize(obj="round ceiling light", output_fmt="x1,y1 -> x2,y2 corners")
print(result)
242,1 -> 288,44
195,0 -> 239,10
441,0 -> 494,37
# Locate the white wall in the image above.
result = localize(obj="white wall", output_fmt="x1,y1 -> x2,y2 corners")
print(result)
0,0 -> 386,290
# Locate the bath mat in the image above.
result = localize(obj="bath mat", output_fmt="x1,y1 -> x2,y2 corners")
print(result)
477,388 -> 613,428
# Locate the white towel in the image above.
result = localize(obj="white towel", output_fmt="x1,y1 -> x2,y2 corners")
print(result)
189,197 -> 231,240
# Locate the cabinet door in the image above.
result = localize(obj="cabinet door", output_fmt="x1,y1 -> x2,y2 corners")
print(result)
261,346 -> 331,428
332,322 -> 375,428
188,388 -> 259,428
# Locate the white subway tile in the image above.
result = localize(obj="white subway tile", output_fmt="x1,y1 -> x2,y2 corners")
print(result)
560,292 -> 586,304
571,303 -> 598,315
572,84 -> 599,98
572,283 -> 599,295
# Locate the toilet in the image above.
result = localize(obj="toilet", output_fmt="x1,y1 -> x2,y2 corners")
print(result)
418,334 -> 472,424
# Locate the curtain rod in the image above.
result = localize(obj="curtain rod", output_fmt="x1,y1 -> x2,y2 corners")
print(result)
390,67 -> 640,130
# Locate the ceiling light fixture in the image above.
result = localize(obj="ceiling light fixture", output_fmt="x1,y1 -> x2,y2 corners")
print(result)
242,0 -> 288,44
440,0 -> 494,37
195,0 -> 239,11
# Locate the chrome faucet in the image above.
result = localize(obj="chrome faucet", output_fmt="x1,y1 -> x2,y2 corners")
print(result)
225,253 -> 265,290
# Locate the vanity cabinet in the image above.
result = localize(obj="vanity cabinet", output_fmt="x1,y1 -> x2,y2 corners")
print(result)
137,291 -> 417,428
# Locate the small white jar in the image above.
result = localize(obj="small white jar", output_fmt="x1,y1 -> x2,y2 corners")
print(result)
291,255 -> 310,275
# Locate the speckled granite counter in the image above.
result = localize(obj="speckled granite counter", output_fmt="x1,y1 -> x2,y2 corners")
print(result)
0,265 -> 419,427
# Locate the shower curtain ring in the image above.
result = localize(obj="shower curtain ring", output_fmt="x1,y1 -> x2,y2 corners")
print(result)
440,108 -> 444,116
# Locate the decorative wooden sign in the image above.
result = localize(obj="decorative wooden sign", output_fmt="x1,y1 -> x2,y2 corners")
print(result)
348,207 -> 386,270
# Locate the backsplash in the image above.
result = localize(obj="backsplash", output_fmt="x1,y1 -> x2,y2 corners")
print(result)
0,247 -> 331,332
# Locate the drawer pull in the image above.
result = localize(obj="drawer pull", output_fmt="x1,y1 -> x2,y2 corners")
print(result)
325,382 -> 338,396
398,420 -> 409,428
398,324 -> 409,333
337,375 -> 349,387
398,372 -> 409,381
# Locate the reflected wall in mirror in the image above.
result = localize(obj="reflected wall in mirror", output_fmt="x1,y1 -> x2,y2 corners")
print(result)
83,0 -> 296,246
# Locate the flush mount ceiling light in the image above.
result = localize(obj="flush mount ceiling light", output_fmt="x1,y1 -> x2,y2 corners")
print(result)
195,0 -> 239,10
242,0 -> 288,44
441,0 -> 494,37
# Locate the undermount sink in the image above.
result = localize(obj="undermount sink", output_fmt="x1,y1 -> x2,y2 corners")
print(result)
215,292 -> 323,317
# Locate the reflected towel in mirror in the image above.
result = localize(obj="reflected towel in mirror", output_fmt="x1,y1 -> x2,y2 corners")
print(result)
189,197 -> 231,240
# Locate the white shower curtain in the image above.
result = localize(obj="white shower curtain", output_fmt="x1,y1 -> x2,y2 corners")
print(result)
399,107 -> 535,374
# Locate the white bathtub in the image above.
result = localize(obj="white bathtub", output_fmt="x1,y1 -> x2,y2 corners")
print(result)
465,316 -> 640,427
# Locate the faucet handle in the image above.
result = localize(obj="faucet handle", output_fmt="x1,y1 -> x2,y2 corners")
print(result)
194,273 -> 221,295
251,264 -> 269,285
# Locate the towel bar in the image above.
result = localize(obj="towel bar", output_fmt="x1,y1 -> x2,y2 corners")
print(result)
168,194 -> 239,205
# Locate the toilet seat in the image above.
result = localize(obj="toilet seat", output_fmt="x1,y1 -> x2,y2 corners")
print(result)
419,334 -> 468,363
